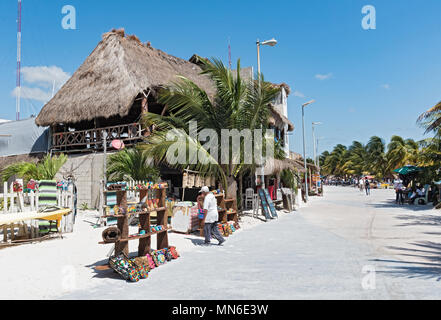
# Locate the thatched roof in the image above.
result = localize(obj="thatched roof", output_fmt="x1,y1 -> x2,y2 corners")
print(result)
269,104 -> 294,131
289,158 -> 319,172
36,29 -> 215,127
264,158 -> 305,175
271,83 -> 291,96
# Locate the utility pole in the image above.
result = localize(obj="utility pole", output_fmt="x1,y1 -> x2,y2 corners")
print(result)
16,0 -> 22,121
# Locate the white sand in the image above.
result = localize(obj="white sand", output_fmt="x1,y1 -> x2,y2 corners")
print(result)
0,206 -> 291,299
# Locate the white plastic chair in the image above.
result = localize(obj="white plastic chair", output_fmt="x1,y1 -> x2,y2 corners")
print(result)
245,188 -> 254,209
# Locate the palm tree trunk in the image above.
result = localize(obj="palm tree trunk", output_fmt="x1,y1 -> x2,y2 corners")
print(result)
238,172 -> 243,211
226,175 -> 238,200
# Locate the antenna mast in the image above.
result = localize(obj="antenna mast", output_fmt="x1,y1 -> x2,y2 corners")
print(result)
16,0 -> 22,121
228,37 -> 232,70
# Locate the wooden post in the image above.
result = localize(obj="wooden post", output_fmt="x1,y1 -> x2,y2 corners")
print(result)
156,189 -> 169,250
9,224 -> 14,241
2,226 -> 7,242
138,189 -> 150,256
99,180 -> 105,227
21,223 -> 28,238
115,190 -> 128,256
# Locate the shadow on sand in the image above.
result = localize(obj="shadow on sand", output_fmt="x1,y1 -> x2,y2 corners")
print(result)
86,258 -> 121,280
365,198 -> 441,280
185,237 -> 208,246
373,241 -> 441,281
366,199 -> 433,212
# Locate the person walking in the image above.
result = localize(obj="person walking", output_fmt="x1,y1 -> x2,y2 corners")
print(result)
394,179 -> 404,204
200,186 -> 225,246
359,177 -> 364,192
365,177 -> 371,196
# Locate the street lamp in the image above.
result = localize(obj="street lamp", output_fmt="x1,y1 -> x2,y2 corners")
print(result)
256,38 -> 278,189
312,122 -> 322,167
256,38 -> 278,78
302,100 -> 315,202
316,136 -> 324,168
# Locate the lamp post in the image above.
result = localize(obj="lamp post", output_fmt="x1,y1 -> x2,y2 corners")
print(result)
312,122 -> 322,193
302,100 -> 315,202
316,136 -> 324,169
312,122 -> 322,167
256,38 -> 277,189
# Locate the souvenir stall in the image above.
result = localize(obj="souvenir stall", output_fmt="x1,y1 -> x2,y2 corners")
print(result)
171,202 -> 199,234
180,170 -> 216,201
98,181 -> 180,282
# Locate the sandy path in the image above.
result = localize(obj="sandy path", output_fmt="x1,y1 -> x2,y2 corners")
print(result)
301,186 -> 441,299
3,187 -> 441,299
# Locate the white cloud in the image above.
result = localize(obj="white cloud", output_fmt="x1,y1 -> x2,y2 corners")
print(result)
293,90 -> 305,98
381,84 -> 391,90
315,73 -> 333,80
12,86 -> 52,103
21,66 -> 70,88
10,65 -> 71,104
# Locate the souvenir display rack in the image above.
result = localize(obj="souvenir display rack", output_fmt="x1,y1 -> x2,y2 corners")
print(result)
199,192 -> 238,237
99,182 -> 169,257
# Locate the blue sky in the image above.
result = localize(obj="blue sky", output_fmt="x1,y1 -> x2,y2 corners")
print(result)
0,0 -> 441,157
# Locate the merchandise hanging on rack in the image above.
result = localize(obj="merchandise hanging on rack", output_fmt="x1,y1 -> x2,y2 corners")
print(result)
98,181 -> 179,282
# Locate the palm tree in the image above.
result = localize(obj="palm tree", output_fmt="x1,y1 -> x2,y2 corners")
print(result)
107,147 -> 159,182
1,154 -> 67,182
418,137 -> 441,167
343,141 -> 368,177
322,144 -> 347,176
141,58 -> 279,198
366,136 -> 388,179
417,101 -> 441,135
417,102 -> 441,173
319,151 -> 330,168
386,135 -> 419,171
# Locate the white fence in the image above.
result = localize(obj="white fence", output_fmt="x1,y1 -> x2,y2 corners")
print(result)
0,181 -> 75,241
126,180 -> 155,201
0,182 -> 74,214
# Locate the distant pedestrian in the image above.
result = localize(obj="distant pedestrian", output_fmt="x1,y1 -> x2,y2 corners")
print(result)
365,177 -> 371,196
359,178 -> 364,192
394,180 -> 404,204
394,179 -> 404,204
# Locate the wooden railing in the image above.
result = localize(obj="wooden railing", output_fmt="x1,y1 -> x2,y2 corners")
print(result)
51,123 -> 143,152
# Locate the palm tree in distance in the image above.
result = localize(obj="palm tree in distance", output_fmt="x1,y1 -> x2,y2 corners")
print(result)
386,135 -> 419,171
366,136 -> 388,178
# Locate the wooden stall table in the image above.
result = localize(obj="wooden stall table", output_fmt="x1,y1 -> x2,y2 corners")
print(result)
0,208 -> 71,228
0,208 -> 72,243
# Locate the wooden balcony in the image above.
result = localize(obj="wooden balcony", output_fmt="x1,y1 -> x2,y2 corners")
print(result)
51,123 -> 144,153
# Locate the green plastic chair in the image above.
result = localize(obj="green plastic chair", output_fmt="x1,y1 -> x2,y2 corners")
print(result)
38,180 -> 59,235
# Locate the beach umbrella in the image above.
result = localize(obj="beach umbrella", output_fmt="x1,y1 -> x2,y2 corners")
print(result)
393,165 -> 422,175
